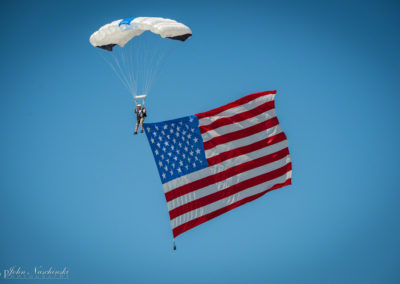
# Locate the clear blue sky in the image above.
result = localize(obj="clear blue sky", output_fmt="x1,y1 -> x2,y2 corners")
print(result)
1,0 -> 400,283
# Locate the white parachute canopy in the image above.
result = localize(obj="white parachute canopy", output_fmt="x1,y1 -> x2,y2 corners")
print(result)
89,17 -> 192,99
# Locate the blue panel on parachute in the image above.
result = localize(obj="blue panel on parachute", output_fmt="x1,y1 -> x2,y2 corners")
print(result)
119,17 -> 135,26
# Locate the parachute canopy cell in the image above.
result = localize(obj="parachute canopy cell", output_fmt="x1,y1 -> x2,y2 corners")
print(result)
90,17 -> 192,51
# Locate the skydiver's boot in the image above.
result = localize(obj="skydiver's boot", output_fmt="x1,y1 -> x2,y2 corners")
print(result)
134,131 -> 137,135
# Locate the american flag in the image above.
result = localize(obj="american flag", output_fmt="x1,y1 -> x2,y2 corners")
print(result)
144,90 -> 292,238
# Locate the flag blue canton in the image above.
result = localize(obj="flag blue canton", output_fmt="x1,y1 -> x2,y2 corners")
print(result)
144,115 -> 209,184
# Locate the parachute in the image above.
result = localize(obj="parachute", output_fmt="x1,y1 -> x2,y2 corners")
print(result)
90,17 -> 192,101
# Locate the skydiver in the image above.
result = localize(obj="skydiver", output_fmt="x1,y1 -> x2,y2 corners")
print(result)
134,103 -> 146,134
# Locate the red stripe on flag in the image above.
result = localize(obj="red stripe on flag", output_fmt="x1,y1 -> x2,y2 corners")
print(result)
203,117 -> 279,151
195,90 -> 276,119
169,162 -> 292,219
199,101 -> 275,134
165,147 -> 290,202
172,178 -> 292,237
207,132 -> 287,166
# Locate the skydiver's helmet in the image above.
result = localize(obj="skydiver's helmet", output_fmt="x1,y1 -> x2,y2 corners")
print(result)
137,104 -> 142,108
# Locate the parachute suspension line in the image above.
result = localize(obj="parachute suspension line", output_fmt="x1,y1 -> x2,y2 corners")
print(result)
132,36 -> 141,97
100,52 -> 132,95
140,34 -> 149,95
122,43 -> 133,96
133,34 -> 147,97
145,39 -> 162,94
145,36 -> 156,94
136,32 -> 179,96
98,30 -> 187,101
131,41 -> 139,96
119,44 -> 138,98
144,34 -> 155,95
112,51 -> 133,94
146,44 -> 177,95
126,40 -> 137,98
100,46 -> 141,98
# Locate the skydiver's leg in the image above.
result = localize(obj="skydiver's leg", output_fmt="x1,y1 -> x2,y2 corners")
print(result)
140,118 -> 144,133
134,120 -> 139,134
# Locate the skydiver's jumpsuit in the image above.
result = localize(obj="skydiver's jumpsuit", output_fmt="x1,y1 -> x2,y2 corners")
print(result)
135,107 -> 146,133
